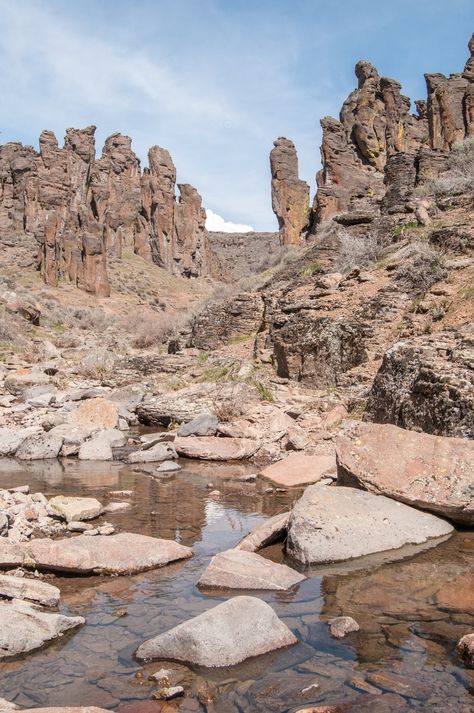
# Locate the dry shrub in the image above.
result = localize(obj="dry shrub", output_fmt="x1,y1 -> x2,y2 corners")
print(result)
394,242 -> 447,294
76,348 -> 116,380
429,137 -> 474,196
74,308 -> 111,332
336,229 -> 380,272
132,314 -> 178,349
212,387 -> 245,422
0,312 -> 19,343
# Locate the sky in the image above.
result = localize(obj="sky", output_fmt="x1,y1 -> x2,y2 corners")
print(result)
1,1 -> 473,232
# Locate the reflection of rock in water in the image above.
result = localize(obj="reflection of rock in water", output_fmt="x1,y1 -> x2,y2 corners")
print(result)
320,532 -> 474,665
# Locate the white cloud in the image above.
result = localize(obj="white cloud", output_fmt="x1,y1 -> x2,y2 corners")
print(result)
205,209 -> 254,233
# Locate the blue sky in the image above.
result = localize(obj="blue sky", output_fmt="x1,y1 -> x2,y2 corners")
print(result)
1,0 -> 473,231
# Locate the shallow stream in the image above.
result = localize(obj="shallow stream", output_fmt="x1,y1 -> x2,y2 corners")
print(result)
0,458 -> 473,712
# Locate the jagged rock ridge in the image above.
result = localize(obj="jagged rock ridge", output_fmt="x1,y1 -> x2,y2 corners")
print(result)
0,127 -> 209,295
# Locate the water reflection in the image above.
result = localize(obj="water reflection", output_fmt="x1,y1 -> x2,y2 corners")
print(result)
0,460 -> 472,711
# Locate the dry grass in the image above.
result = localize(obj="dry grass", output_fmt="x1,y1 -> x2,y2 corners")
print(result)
427,137 -> 474,197
394,242 -> 447,294
336,229 -> 380,272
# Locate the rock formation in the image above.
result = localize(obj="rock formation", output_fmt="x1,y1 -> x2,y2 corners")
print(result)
312,33 -> 474,225
0,127 -> 210,295
270,137 -> 310,245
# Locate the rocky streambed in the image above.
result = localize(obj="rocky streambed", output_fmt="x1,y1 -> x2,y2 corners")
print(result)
0,458 -> 472,712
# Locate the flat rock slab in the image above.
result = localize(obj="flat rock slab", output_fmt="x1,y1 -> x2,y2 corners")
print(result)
0,573 -> 60,607
0,599 -> 84,659
67,398 -> 119,430
135,595 -> 296,666
127,443 -> 177,463
0,533 -> 192,575
260,452 -> 336,487
286,485 -> 453,565
336,422 -> 474,525
198,549 -> 305,590
235,511 -> 290,552
48,495 -> 103,522
174,436 -> 259,461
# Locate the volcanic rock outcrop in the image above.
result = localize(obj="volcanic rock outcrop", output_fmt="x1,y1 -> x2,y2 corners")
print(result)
0,127 -> 209,295
270,137 -> 310,245
312,33 -> 474,225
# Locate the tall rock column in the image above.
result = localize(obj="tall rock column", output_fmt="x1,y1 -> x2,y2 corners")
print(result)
139,146 -> 177,268
174,183 -> 209,277
270,137 -> 310,245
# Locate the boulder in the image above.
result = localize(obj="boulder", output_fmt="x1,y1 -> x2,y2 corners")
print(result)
0,532 -> 192,575
127,443 -> 177,463
456,633 -> 474,668
135,595 -> 297,666
197,549 -> 305,590
177,412 -> 218,437
4,369 -> 50,396
0,599 -> 84,659
174,436 -> 259,461
50,424 -> 91,457
260,452 -> 336,487
15,432 -> 63,460
0,573 -> 60,607
286,485 -> 453,565
47,495 -> 103,522
0,427 -> 27,456
336,422 -> 474,525
67,398 -> 119,430
235,511 -> 290,552
365,329 -> 474,438
78,429 -> 126,460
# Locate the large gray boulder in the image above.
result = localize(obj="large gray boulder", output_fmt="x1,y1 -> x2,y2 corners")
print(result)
0,427 -> 27,456
198,549 -> 305,590
286,485 -> 453,565
135,595 -> 297,666
78,429 -> 126,461
0,599 -> 84,659
16,432 -> 63,460
177,412 -> 218,437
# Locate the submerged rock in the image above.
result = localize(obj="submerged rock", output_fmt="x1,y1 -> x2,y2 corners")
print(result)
328,616 -> 360,638
127,443 -> 177,463
198,549 -> 305,590
135,595 -> 297,666
336,422 -> 474,525
174,436 -> 259,460
0,533 -> 192,575
286,485 -> 453,565
0,599 -> 84,659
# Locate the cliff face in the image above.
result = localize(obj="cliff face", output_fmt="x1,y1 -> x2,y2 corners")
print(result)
0,127 -> 209,295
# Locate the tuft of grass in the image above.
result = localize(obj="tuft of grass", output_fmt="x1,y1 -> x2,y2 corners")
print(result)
300,262 -> 324,278
253,379 -> 274,402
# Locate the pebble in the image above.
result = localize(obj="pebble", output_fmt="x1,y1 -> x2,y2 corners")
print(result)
153,686 -> 185,701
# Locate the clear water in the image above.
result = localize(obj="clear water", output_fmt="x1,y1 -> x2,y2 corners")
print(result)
0,457 -> 473,712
